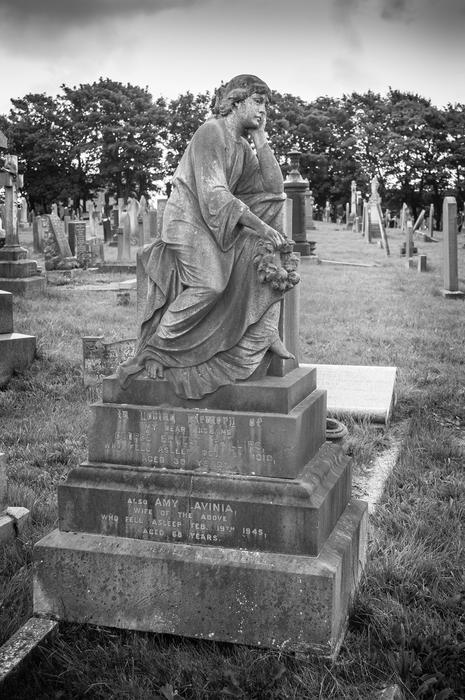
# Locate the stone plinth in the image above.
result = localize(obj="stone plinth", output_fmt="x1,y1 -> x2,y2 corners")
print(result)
0,246 -> 46,297
0,332 -> 36,387
103,365 -> 316,415
0,291 -> 13,334
0,290 -> 36,387
59,442 -> 352,557
34,280 -> 366,655
87,389 -> 326,478
34,500 -> 367,657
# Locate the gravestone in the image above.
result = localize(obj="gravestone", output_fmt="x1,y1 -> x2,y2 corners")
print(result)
157,199 -> 167,238
121,212 -> 132,261
0,290 -> 36,387
82,336 -> 137,402
366,175 -> 382,240
41,215 -> 79,270
33,84 -> 367,656
305,189 -> 315,231
32,214 -> 42,253
413,209 -> 425,233
428,204 -> 435,238
127,197 -> 140,244
349,180 -> 357,227
441,196 -> 464,298
0,147 -> 46,296
149,209 -> 158,239
68,221 -> 87,265
35,259 -> 367,655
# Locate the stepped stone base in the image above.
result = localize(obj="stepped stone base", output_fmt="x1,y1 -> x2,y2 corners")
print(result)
0,276 -> 46,296
58,442 -> 352,556
88,389 -> 326,478
0,332 -> 36,387
34,499 -> 368,657
103,366 -> 317,415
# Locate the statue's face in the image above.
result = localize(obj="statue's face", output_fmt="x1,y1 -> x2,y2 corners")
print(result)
236,93 -> 268,130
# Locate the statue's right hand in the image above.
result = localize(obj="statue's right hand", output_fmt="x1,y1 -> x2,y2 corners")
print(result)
262,225 -> 287,249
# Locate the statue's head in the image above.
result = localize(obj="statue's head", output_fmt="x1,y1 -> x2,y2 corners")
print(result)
211,74 -> 271,117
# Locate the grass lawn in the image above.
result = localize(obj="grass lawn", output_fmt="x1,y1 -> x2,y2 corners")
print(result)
1,222 -> 464,699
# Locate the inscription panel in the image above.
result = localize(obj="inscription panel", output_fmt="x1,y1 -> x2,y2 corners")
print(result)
94,493 -> 275,551
92,405 -> 280,476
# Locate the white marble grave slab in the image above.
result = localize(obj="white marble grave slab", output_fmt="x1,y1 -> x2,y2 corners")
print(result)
302,363 -> 397,424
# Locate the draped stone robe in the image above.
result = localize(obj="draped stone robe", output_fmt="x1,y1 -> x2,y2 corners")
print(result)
117,117 -> 286,399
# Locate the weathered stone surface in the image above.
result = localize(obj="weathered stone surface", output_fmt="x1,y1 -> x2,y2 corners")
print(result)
0,276 -> 46,297
268,282 -> 300,377
0,507 -> 30,543
0,333 -> 36,387
87,390 -> 326,478
0,291 -> 13,334
0,617 -> 58,687
304,363 -> 397,424
103,366 -> 316,415
0,453 -> 7,512
0,260 -> 40,278
59,442 -> 351,556
34,500 -> 368,656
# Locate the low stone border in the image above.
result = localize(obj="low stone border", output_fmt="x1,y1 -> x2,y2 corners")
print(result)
0,617 -> 58,688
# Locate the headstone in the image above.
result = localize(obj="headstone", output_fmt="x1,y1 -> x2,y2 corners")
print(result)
68,221 -> 87,266
428,204 -> 434,238
399,202 -> 408,232
323,200 -> 331,222
102,217 -> 112,243
127,197 -> 140,243
117,227 -> 124,262
350,180 -> 357,220
413,209 -> 425,233
142,211 -> 151,243
19,196 -> 28,227
121,213 -> 131,261
149,209 -> 158,239
417,254 -> 427,272
82,336 -> 138,401
283,197 -> 293,237
157,198 -> 167,238
366,175 -> 382,240
345,202 -> 350,229
41,215 -> 79,270
32,214 -> 42,253
441,196 -> 464,298
405,219 -> 414,259
305,189 -> 315,231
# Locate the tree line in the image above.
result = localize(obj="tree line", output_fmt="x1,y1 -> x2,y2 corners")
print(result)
1,77 -> 464,221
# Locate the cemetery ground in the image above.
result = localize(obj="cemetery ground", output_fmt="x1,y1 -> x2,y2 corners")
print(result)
1,223 -> 464,699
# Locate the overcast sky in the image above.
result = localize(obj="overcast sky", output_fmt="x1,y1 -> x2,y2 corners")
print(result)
0,0 -> 464,115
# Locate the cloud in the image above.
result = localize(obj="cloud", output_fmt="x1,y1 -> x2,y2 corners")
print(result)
0,0 -> 208,27
379,0 -> 465,26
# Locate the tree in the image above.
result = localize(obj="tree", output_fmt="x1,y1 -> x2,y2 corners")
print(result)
61,79 -> 169,202
5,93 -> 73,212
163,92 -> 211,185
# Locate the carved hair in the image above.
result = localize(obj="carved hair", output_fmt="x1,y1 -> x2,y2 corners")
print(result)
211,74 -> 271,117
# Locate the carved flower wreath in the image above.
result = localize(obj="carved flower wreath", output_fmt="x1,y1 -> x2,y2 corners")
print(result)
253,239 -> 300,292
